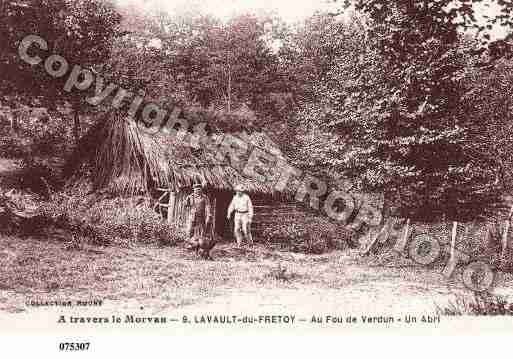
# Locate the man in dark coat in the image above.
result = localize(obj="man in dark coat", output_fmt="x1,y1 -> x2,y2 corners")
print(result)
185,183 -> 212,251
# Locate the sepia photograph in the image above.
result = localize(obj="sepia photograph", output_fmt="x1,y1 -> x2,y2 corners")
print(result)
1,0 -> 513,354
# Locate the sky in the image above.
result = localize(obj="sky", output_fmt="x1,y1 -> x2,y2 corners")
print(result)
115,0 -> 337,22
115,0 -> 510,39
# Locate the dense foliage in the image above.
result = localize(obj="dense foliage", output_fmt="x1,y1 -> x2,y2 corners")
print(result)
0,0 -> 121,109
1,1 -> 513,250
262,212 -> 354,254
294,1 -> 513,222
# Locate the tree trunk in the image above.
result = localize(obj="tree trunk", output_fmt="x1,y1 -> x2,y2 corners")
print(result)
73,109 -> 81,145
381,191 -> 391,225
227,64 -> 232,113
8,112 -> 17,133
167,191 -> 176,226
360,191 -> 393,255
402,218 -> 410,246
450,221 -> 458,262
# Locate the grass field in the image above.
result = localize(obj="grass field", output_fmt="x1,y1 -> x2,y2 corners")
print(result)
3,234 -> 513,317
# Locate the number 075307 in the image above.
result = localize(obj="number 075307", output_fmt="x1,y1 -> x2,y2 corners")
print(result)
58,342 -> 90,351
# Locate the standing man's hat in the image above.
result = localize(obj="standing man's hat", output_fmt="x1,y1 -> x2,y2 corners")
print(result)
193,182 -> 204,189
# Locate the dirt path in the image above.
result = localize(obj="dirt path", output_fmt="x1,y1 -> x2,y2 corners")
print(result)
4,235 -> 512,326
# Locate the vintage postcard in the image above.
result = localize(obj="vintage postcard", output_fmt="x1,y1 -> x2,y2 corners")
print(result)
1,0 -> 513,355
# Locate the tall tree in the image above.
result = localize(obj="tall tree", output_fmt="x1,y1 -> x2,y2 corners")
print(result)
1,0 -> 122,143
302,1 -> 513,222
464,57 -> 513,192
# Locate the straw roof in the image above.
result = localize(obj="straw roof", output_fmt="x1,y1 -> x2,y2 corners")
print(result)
64,113 -> 170,194
154,128 -> 283,195
65,112 -> 286,196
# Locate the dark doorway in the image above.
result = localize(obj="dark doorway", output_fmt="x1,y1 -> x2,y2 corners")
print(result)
212,189 -> 234,241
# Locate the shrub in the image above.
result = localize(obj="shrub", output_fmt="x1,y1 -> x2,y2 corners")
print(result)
262,213 -> 354,254
39,190 -> 184,247
436,292 -> 513,316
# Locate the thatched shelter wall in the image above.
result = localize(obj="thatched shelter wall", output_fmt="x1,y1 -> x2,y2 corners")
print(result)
64,114 -> 170,195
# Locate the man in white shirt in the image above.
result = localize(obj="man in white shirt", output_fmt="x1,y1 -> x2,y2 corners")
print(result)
227,184 -> 254,247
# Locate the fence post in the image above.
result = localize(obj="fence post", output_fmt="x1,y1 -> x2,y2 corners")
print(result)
501,205 -> 513,263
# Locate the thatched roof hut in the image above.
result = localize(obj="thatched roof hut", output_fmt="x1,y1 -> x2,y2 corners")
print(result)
63,112 -> 305,239
64,112 -> 284,196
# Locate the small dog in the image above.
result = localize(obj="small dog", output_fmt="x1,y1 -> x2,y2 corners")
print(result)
188,235 -> 218,260
200,234 -> 219,260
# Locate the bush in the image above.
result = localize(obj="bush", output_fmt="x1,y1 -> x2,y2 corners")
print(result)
436,292 -> 513,316
39,190 -> 184,247
262,213 -> 354,254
